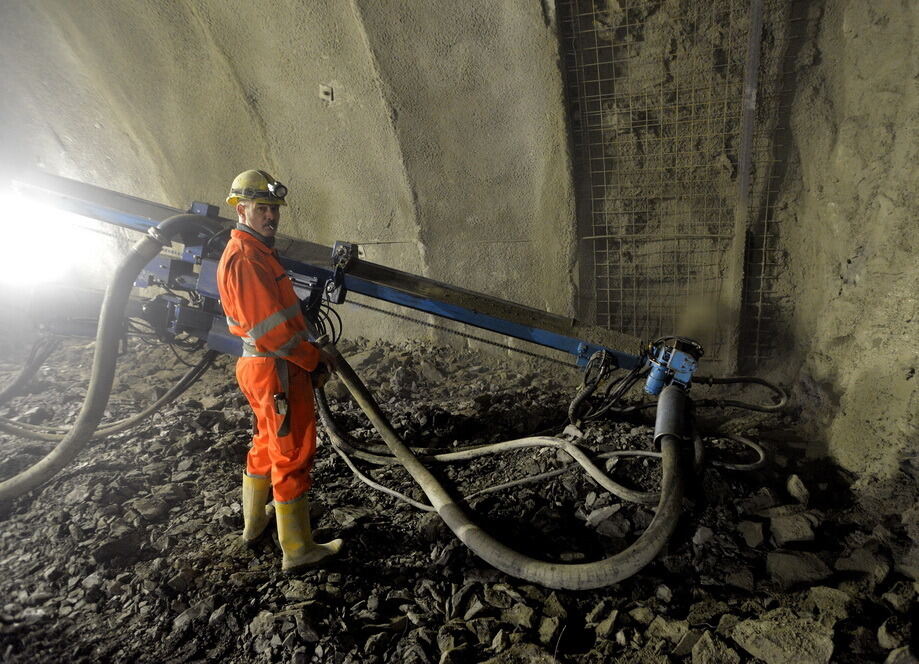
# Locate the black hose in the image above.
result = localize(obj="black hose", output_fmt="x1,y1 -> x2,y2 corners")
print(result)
315,388 -> 399,465
0,215 -> 214,502
0,350 -> 217,442
692,375 -> 788,412
567,351 -> 613,425
593,374 -> 787,416
567,379 -> 600,426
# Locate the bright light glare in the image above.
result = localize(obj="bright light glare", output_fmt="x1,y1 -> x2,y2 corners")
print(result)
0,193 -> 116,286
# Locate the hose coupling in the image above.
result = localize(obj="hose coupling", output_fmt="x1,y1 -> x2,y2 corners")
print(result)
653,384 -> 688,449
147,227 -> 171,246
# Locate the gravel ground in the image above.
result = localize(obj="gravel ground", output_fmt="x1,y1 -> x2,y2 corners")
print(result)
0,338 -> 916,663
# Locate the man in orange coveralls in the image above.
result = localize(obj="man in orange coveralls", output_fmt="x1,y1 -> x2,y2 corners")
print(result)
217,169 -> 343,572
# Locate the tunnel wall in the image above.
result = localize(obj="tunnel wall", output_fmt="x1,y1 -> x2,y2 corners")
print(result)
1,1 -> 916,480
774,0 -> 918,477
0,0 -> 574,342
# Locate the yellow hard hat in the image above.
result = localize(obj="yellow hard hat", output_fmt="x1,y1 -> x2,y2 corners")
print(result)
226,169 -> 288,207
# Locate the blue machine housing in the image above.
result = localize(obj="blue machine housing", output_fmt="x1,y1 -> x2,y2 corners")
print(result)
644,342 -> 701,395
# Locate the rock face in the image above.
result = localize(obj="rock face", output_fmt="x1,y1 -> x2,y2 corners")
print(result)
775,0 -> 919,478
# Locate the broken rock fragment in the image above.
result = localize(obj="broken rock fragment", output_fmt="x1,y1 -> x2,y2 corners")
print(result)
766,550 -> 832,589
732,608 -> 834,664
737,520 -> 764,548
835,544 -> 891,584
786,474 -> 810,505
770,512 -> 816,546
803,585 -> 852,627
692,630 -> 740,664
480,642 -> 560,664
646,615 -> 689,644
884,646 -> 919,664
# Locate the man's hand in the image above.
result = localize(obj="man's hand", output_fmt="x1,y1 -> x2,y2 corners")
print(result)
310,347 -> 338,390
318,348 -> 338,373
311,364 -> 331,390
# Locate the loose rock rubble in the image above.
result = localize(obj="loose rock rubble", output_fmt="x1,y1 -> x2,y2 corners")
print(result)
0,337 -> 916,663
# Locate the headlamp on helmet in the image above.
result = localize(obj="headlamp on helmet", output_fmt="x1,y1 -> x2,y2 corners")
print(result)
226,169 -> 289,207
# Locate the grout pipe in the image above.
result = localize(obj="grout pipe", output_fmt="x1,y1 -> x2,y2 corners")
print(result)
322,340 -> 688,590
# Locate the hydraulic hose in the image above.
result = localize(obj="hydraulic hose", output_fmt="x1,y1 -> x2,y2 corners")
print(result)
0,215 -> 214,503
568,378 -> 601,426
0,350 -> 217,442
692,375 -> 788,412
323,340 -> 688,590
316,387 -> 659,504
708,433 -> 768,471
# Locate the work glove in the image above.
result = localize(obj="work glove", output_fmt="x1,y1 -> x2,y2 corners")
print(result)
317,348 -> 338,372
311,362 -> 331,390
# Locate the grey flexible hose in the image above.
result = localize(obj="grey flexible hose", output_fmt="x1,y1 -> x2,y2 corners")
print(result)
0,215 -> 213,503
329,443 -> 434,511
323,340 -> 687,590
316,388 -> 659,504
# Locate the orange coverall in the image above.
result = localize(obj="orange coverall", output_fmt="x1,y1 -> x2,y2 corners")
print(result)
217,228 -> 322,503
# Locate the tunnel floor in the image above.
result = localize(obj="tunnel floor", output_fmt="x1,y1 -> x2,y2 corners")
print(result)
0,339 -> 916,663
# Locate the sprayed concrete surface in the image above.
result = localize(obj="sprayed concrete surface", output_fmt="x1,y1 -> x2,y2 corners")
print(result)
0,1 -> 915,483
0,0 -> 574,342
770,0 -> 918,481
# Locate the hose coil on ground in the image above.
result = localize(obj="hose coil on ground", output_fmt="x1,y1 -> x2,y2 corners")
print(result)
319,340 -> 689,590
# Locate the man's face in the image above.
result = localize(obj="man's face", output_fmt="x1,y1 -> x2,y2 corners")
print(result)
238,201 -> 281,238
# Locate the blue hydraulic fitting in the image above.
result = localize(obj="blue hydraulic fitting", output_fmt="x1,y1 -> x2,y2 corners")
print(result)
644,338 -> 703,395
576,343 -> 590,367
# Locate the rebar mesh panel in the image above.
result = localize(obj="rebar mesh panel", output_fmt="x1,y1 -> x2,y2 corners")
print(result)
560,0 -> 755,365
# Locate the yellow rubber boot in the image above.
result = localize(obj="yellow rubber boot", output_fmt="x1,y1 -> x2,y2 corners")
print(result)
275,496 -> 343,572
241,474 -> 274,544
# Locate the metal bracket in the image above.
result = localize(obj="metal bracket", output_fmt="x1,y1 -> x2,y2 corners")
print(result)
326,241 -> 357,305
331,241 -> 358,271
188,201 -> 220,218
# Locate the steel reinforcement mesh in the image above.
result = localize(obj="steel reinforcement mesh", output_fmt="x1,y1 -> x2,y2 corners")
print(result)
558,0 -> 796,368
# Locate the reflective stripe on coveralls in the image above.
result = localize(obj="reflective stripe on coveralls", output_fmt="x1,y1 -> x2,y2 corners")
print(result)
225,310 -> 300,435
217,229 -> 322,502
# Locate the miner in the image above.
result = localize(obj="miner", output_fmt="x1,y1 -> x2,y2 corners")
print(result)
217,169 -> 342,571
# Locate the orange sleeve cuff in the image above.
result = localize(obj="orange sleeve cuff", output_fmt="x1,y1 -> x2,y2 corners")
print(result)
287,339 -> 321,372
